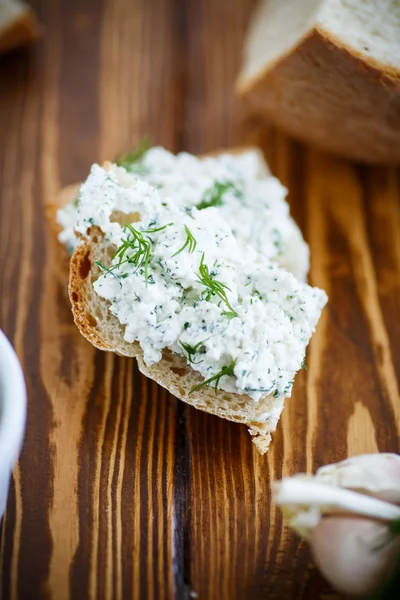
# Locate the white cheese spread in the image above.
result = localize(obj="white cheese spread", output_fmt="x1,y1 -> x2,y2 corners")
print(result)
58,147 -> 309,281
68,162 -> 327,402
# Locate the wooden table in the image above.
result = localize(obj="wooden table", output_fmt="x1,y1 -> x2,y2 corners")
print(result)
1,1 -> 400,598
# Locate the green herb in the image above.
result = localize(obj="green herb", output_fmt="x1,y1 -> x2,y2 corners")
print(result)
190,360 -> 237,394
172,225 -> 197,257
283,381 -> 293,394
97,224 -> 152,284
115,137 -> 151,172
389,520 -> 400,536
196,180 -> 242,210
223,311 -> 237,321
196,253 -> 237,318
272,228 -> 284,255
371,520 -> 400,599
143,222 -> 173,233
73,188 -> 84,209
95,260 -> 128,279
180,340 -> 204,364
114,224 -> 152,283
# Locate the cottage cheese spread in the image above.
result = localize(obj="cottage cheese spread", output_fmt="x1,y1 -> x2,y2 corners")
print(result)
58,147 -> 309,281
69,162 -> 327,402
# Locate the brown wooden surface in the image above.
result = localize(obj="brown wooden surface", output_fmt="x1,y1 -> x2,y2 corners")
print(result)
0,1 -> 400,599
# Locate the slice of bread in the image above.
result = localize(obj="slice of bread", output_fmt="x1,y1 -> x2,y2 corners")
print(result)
51,146 -> 312,454
0,0 -> 39,55
237,0 -> 400,164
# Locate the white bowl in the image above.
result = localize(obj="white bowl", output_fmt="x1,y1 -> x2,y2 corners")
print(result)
0,330 -> 27,519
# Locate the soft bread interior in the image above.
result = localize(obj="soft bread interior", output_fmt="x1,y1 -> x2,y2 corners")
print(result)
238,0 -> 323,89
238,0 -> 400,91
69,224 -> 284,454
318,0 -> 400,70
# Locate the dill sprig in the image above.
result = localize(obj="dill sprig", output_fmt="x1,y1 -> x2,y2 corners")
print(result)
96,224 -> 152,284
114,224 -> 151,282
190,360 -> 237,394
196,180 -> 243,210
180,340 -> 204,364
172,225 -> 197,257
95,260 -> 128,279
196,253 -> 237,318
115,137 -> 151,172
142,222 -> 173,233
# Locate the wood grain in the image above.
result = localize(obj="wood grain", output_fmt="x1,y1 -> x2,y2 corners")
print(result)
0,0 -> 399,599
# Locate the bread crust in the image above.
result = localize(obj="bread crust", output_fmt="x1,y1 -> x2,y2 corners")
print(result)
237,25 -> 400,163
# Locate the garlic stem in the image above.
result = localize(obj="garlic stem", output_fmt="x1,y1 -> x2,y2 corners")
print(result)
274,478 -> 400,522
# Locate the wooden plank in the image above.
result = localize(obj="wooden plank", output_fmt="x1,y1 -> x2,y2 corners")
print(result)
0,0 -> 400,598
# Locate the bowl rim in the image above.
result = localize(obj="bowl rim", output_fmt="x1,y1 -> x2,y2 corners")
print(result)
0,330 -> 27,466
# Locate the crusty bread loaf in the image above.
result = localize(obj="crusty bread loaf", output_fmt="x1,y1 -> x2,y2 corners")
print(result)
0,0 -> 39,54
237,0 -> 400,164
70,227 -> 282,454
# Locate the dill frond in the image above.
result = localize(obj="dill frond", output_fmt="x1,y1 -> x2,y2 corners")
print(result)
196,180 -> 242,210
196,253 -> 237,318
172,225 -> 197,257
190,360 -> 237,394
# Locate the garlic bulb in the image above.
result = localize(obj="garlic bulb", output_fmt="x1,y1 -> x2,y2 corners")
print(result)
274,453 -> 400,597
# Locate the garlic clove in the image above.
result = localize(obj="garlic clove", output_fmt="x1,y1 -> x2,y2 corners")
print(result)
274,453 -> 400,597
310,517 -> 400,597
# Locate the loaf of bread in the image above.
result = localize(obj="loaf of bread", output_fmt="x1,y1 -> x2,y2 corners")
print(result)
0,0 -> 39,54
237,0 -> 400,164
